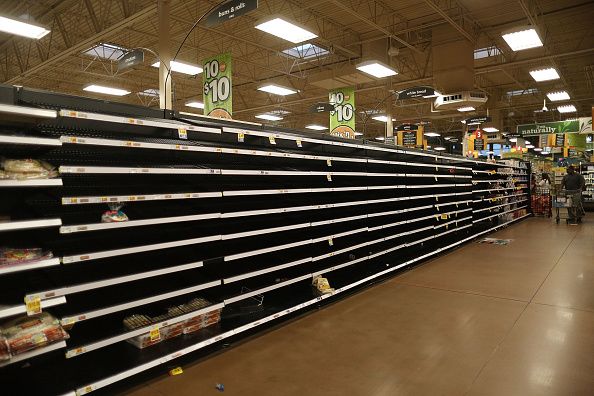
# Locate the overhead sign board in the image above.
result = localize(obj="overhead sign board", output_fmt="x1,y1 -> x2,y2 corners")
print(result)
397,86 -> 435,100
204,0 -> 258,27
118,50 -> 144,71
464,116 -> 491,125
203,53 -> 232,119
396,123 -> 419,131
329,86 -> 355,139
517,120 -> 579,136
402,131 -> 417,146
385,136 -> 396,145
310,102 -> 335,113
555,134 -> 566,147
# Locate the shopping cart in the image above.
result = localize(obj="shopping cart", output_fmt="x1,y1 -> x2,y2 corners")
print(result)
552,189 -> 585,224
531,186 -> 552,217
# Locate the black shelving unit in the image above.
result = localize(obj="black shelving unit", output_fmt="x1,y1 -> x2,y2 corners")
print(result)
0,88 -> 531,395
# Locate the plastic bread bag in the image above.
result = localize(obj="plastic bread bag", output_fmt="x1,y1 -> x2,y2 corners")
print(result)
0,248 -> 53,267
101,203 -> 129,223
1,312 -> 69,356
0,336 -> 9,361
1,159 -> 58,180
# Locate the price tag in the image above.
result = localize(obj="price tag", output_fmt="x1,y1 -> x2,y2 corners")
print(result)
150,325 -> 161,342
326,159 -> 332,167
269,136 -> 276,145
327,174 -> 332,181
296,139 -> 302,147
328,238 -> 333,246
238,132 -> 245,142
441,214 -> 448,220
25,295 -> 41,316
178,129 -> 187,140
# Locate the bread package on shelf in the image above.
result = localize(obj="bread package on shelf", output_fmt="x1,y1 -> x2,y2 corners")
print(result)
123,297 -> 221,349
101,203 -> 129,223
0,312 -> 69,358
0,248 -> 54,269
0,159 -> 57,180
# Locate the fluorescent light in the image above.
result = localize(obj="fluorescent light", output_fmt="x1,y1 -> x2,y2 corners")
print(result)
547,91 -> 570,101
526,144 -> 535,148
372,115 -> 388,122
501,28 -> 543,51
375,137 -> 385,141
354,132 -> 363,136
525,140 -> 531,145
356,61 -> 398,78
530,68 -> 560,82
305,124 -> 327,130
83,84 -> 130,96
509,138 -> 518,142
255,114 -> 283,121
434,146 -> 446,151
444,136 -> 452,140
424,132 -> 440,137
534,147 -> 543,151
255,16 -> 317,43
483,127 -> 499,133
151,61 -> 202,75
185,101 -> 204,109
257,84 -> 297,96
0,16 -> 50,39
138,89 -> 159,97
557,104 -> 576,113
457,106 -> 475,112
426,146 -> 432,149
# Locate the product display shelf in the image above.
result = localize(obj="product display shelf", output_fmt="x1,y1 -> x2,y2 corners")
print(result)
580,164 -> 594,204
0,91 -> 529,395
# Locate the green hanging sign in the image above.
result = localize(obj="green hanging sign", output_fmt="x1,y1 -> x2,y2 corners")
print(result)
329,86 -> 355,139
203,53 -> 232,119
516,120 -> 579,136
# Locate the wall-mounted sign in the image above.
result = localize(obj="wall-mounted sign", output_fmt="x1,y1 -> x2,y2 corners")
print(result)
397,86 -> 435,100
329,86 -> 355,139
385,136 -> 396,145
310,102 -> 335,113
118,50 -> 144,71
203,53 -> 232,119
402,131 -> 417,146
473,138 -> 485,151
396,123 -> 419,131
464,116 -> 491,125
474,129 -> 484,139
398,125 -> 424,147
204,0 -> 259,27
517,120 -> 579,136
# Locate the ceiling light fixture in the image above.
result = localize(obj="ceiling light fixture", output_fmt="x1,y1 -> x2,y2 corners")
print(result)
509,138 -> 518,142
305,124 -> 327,130
533,147 -> 543,152
434,146 -> 446,151
354,132 -> 363,136
151,61 -> 202,75
257,84 -> 298,96
255,16 -> 317,43
185,101 -> 204,109
371,115 -> 395,122
557,104 -> 577,113
356,60 -> 398,78
457,106 -> 475,112
424,132 -> 441,137
526,144 -> 535,148
530,68 -> 560,82
547,91 -> 570,101
482,127 -> 499,133
501,27 -> 543,51
255,114 -> 283,121
0,16 -> 50,39
375,136 -> 385,141
83,84 -> 130,96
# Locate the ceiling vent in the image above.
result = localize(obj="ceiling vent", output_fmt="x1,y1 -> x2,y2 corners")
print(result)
433,91 -> 488,111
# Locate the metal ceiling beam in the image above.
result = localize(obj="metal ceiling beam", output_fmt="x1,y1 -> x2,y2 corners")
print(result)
423,0 -> 475,43
5,4 -> 159,84
328,0 -> 424,54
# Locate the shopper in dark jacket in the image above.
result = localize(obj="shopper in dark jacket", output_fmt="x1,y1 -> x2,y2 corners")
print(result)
561,166 -> 585,224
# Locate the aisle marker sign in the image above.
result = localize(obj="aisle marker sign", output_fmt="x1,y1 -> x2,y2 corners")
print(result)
329,86 -> 355,139
203,53 -> 232,119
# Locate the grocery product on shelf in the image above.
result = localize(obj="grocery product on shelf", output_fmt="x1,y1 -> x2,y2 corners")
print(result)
0,159 -> 58,180
0,313 -> 69,358
312,276 -> 334,295
0,248 -> 53,269
101,203 -> 129,223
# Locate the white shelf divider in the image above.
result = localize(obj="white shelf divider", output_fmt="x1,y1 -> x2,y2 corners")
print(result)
0,179 -> 62,187
0,296 -> 67,319
0,218 -> 62,232
0,257 -> 60,276
0,341 -> 67,368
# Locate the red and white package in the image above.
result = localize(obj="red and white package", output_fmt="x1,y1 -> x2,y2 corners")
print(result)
1,312 -> 69,356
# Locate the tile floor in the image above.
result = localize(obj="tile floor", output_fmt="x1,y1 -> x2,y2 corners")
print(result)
124,216 -> 594,396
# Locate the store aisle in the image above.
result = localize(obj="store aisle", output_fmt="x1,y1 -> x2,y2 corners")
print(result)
123,217 -> 594,396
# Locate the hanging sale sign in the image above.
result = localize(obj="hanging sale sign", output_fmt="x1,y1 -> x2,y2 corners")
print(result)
329,87 -> 356,139
203,53 -> 232,119
395,123 -> 418,131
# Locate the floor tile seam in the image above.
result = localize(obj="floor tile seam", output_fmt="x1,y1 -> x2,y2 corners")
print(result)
530,301 -> 594,314
391,279 -> 530,304
527,229 -> 579,303
462,300 -> 530,396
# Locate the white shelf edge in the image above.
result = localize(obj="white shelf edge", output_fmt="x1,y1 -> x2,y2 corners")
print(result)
0,178 -> 62,187
0,340 -> 67,368
0,218 -> 62,232
62,192 -> 222,205
0,257 -> 60,276
0,296 -> 67,319
224,274 -> 311,305
0,134 -> 62,146
224,257 -> 313,284
60,213 -> 221,233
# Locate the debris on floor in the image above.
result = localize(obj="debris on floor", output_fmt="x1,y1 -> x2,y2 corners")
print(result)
477,238 -> 513,245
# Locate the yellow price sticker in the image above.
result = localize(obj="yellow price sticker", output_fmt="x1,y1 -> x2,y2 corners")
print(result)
25,295 -> 41,316
178,129 -> 187,140
169,367 -> 183,376
296,139 -> 302,147
149,326 -> 161,342
326,159 -> 332,167
326,174 -> 332,181
238,132 -> 245,142
269,136 -> 276,145
328,238 -> 334,246
441,214 -> 448,220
